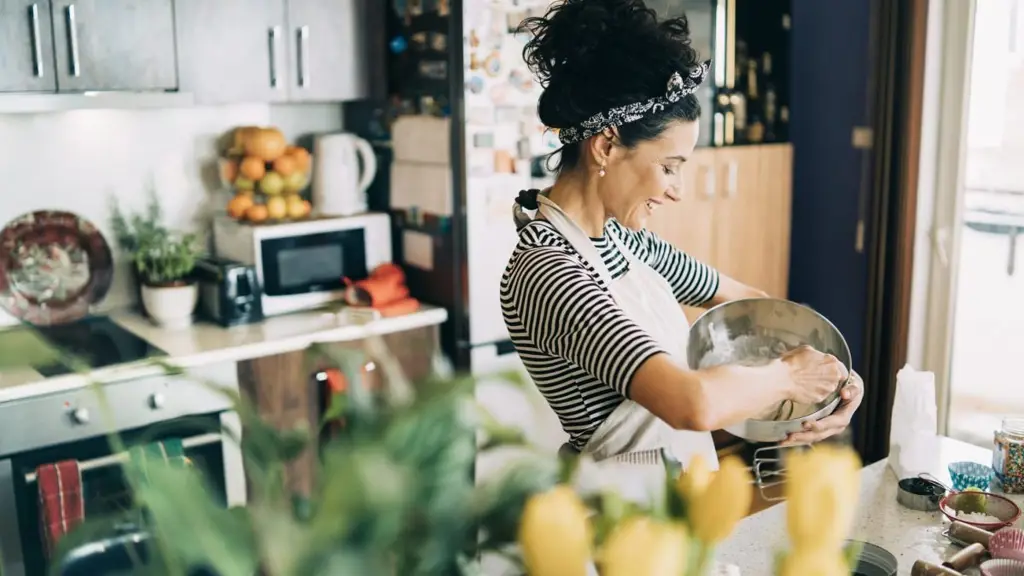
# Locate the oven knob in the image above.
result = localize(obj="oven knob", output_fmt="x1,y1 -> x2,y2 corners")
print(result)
149,393 -> 166,410
70,408 -> 90,425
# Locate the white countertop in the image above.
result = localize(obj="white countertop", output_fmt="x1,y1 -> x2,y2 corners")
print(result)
0,305 -> 448,403
717,436 -> 1013,575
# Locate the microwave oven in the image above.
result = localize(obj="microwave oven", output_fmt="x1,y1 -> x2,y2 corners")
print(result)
212,213 -> 393,317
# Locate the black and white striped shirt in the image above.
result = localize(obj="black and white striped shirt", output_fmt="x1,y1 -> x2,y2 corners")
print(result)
500,219 -> 720,450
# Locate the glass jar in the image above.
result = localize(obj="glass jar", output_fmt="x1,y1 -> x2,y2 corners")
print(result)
993,418 -> 1024,493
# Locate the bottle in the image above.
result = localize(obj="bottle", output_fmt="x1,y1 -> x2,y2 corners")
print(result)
744,60 -> 764,143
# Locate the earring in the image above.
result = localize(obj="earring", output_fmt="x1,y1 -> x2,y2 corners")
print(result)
598,164 -> 607,178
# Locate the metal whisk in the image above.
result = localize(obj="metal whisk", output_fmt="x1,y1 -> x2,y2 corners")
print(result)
748,443 -> 814,501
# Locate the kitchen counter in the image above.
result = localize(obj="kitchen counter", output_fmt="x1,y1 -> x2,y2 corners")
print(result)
0,305 -> 448,403
717,436 -> 1015,575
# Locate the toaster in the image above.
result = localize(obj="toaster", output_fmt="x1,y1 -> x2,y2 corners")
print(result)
193,256 -> 263,327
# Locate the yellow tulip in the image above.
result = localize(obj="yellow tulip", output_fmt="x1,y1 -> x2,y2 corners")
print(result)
518,485 -> 592,576
784,446 -> 861,551
688,456 -> 753,544
599,516 -> 689,576
778,548 -> 850,576
676,453 -> 714,502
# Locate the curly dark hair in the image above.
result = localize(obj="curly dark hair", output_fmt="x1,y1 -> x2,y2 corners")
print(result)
519,0 -> 703,172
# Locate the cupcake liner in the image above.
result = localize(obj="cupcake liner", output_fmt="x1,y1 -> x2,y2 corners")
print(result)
981,558 -> 1024,576
991,529 -> 1024,562
950,461 -> 995,491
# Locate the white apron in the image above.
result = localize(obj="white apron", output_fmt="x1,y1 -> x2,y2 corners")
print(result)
535,195 -> 719,502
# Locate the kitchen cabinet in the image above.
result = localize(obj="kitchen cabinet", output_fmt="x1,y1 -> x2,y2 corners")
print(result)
0,0 -> 57,92
176,0 -> 372,105
51,0 -> 177,92
175,0 -> 289,104
646,144 -> 794,304
284,0 -> 369,102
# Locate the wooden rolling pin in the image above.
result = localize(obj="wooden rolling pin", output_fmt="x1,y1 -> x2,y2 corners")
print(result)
911,560 -> 962,576
942,543 -> 986,572
948,521 -> 994,548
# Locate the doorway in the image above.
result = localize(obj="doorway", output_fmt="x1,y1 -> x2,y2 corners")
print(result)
919,0 -> 1024,446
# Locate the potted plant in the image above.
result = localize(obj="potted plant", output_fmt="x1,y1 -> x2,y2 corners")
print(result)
134,232 -> 202,329
110,192 -> 169,311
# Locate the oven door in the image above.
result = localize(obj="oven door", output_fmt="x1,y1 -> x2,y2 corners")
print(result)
0,412 -> 244,576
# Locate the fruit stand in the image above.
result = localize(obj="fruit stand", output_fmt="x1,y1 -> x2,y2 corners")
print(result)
219,126 -> 313,224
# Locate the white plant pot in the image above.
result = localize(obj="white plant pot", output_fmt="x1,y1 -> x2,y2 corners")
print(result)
141,282 -> 198,329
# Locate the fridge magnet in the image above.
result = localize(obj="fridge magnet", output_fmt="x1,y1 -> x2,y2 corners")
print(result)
438,0 -> 450,16
473,132 -> 495,148
430,32 -> 447,52
483,52 -> 503,78
509,68 -> 533,92
516,138 -> 531,159
494,106 -> 520,124
469,30 -> 481,48
494,150 -> 515,174
541,130 -> 560,150
411,32 -> 428,50
506,11 -> 526,33
466,106 -> 496,125
469,52 -> 482,70
466,75 -> 485,94
408,0 -> 423,17
488,83 -> 511,105
392,0 -> 408,17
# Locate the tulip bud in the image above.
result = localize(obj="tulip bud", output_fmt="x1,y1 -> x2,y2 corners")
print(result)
518,485 -> 592,576
676,453 -> 714,502
599,516 -> 689,576
688,456 -> 753,545
784,446 -> 861,551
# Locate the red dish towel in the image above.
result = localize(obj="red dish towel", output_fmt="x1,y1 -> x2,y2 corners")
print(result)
36,460 -> 85,557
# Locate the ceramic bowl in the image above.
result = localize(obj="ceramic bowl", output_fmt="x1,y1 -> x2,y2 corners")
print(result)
941,491 -> 1022,531
981,558 -> 1024,576
846,541 -> 898,576
991,528 -> 1024,562
687,298 -> 851,443
949,461 -> 995,491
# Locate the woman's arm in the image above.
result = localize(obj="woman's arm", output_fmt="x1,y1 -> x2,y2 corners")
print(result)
703,273 -> 769,308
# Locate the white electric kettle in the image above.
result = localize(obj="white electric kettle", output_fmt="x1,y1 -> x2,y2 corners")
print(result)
312,133 -> 379,216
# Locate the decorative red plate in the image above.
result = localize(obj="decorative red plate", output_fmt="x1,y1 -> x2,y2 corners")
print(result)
0,211 -> 113,325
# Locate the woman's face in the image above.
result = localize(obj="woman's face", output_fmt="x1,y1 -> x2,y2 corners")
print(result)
600,119 -> 699,231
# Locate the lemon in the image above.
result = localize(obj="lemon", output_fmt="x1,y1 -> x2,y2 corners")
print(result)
958,486 -> 986,514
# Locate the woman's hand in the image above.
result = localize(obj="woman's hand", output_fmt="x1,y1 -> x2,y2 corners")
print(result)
780,345 -> 849,405
780,370 -> 864,446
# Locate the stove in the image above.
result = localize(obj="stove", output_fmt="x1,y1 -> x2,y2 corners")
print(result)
28,317 -> 165,377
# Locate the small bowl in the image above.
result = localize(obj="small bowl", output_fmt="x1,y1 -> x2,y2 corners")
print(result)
991,528 -> 1024,562
981,558 -> 1024,576
941,491 -> 1022,531
949,461 -> 995,491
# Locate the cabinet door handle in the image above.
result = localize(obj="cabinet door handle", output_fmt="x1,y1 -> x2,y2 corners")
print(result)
725,161 -> 738,198
268,26 -> 281,88
66,4 -> 80,77
297,25 -> 310,88
703,166 -> 716,198
29,3 -> 43,77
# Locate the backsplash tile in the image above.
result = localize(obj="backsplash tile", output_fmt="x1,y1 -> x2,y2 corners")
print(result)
0,103 -> 343,325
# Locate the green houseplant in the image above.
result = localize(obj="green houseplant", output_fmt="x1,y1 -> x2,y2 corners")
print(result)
135,232 -> 202,329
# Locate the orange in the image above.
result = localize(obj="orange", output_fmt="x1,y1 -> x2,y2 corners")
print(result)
239,156 -> 266,181
245,204 -> 269,223
286,146 -> 312,172
226,193 -> 254,220
273,155 -> 297,177
266,195 -> 287,220
301,200 -> 312,217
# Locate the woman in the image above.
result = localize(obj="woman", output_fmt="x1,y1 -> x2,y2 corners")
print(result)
502,0 -> 864,472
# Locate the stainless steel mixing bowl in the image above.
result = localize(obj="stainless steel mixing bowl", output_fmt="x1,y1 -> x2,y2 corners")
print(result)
686,298 -> 852,443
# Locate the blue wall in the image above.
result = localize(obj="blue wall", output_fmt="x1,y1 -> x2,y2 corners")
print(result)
788,0 -> 873,371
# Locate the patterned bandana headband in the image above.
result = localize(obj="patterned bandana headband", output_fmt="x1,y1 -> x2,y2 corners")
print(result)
555,59 -> 712,145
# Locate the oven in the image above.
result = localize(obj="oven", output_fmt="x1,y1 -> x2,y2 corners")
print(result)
0,363 -> 245,576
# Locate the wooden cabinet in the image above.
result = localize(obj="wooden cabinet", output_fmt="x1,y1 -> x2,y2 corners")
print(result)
1,0 -> 175,93
51,0 -> 177,91
646,144 -> 794,300
175,0 -> 288,105
176,0 -> 372,105
0,0 -> 57,92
